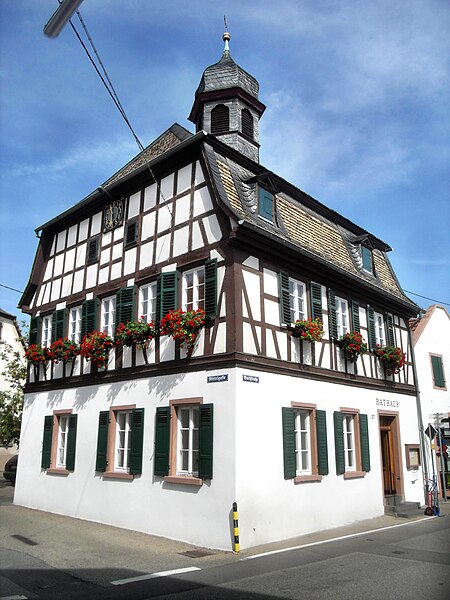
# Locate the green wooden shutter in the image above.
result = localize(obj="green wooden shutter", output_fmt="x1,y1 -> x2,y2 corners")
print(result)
431,356 -> 445,388
116,286 -> 135,325
282,407 -> 296,479
367,307 -> 377,350
316,410 -> 329,476
359,413 -> 370,472
334,411 -> 345,475
310,282 -> 323,321
95,411 -> 109,472
29,316 -> 41,345
41,415 -> 53,469
154,406 -> 170,476
129,408 -> 145,475
66,414 -> 78,471
204,259 -> 218,320
386,313 -> 395,346
51,309 -> 66,343
198,404 -> 214,479
125,221 -> 138,246
82,299 -> 97,337
279,272 -> 291,325
351,301 -> 360,332
158,271 -> 178,320
327,289 -> 338,339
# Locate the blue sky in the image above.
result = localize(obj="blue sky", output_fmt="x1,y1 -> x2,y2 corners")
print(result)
1,0 -> 449,321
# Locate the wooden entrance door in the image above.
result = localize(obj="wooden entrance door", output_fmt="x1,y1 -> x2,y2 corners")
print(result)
380,416 -> 397,495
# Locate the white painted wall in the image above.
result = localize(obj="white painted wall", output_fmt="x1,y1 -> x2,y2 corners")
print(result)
234,367 -> 423,549
15,368 -> 237,551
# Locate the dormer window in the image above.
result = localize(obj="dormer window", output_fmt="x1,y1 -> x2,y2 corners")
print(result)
241,108 -> 254,139
361,245 -> 373,274
258,186 -> 274,223
211,104 -> 229,134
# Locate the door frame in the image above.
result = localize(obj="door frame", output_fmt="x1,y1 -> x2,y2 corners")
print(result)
378,410 -> 404,499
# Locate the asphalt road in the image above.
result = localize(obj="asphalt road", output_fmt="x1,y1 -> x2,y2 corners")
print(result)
1,480 -> 449,599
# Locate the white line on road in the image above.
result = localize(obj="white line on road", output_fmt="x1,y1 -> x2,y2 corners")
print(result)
241,516 -> 437,561
111,566 -> 201,586
0,595 -> 28,600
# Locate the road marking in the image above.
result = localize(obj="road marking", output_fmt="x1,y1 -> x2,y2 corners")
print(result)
0,595 -> 28,600
241,516 -> 437,561
111,566 -> 201,586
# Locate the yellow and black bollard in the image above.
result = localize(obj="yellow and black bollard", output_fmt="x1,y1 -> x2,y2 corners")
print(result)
232,501 -> 240,553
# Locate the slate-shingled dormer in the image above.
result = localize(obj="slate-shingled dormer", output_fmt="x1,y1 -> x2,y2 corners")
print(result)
188,31 -> 266,162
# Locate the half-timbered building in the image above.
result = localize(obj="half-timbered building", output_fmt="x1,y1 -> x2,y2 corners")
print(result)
15,34 -> 424,550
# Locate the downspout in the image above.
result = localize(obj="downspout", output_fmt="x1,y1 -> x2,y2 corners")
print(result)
407,327 -> 429,505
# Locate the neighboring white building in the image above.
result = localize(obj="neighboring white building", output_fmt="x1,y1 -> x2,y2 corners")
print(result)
411,305 -> 450,499
0,308 -> 25,469
15,34 -> 424,550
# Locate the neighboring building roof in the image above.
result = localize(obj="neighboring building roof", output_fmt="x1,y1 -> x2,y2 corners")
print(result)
410,304 -> 450,344
0,308 -> 17,321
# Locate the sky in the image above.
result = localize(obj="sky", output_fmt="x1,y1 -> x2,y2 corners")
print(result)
1,0 -> 449,323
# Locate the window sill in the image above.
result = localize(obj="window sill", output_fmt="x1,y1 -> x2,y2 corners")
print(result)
102,471 -> 134,480
46,468 -> 69,476
294,474 -> 323,484
163,475 -> 203,486
343,470 -> 366,480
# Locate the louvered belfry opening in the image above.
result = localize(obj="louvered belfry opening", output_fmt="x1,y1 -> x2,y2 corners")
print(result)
241,108 -> 254,139
211,104 -> 229,134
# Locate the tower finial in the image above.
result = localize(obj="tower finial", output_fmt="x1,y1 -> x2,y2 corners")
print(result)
223,16 -> 230,55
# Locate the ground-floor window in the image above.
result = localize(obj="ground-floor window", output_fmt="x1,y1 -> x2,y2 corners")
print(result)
334,409 -> 370,478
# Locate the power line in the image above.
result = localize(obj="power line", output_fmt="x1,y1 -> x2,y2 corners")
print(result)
403,290 -> 450,308
0,283 -> 22,294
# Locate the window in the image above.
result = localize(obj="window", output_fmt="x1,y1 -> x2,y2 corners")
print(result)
430,354 -> 446,389
115,411 -> 132,471
282,405 -> 328,482
139,282 -> 158,322
182,267 -> 205,311
95,405 -> 144,478
241,108 -> 254,139
154,400 -> 214,484
258,187 -> 274,222
374,311 -> 385,345
334,410 -> 370,478
69,306 -> 82,342
42,315 -> 52,347
211,104 -> 229,134
125,220 -> 138,246
177,405 -> 199,476
41,411 -> 78,473
361,245 -> 373,274
289,278 -> 307,323
335,297 -> 349,337
87,237 -> 99,262
101,295 -> 116,337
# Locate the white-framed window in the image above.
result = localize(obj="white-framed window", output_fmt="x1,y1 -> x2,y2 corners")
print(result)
139,282 -> 157,322
343,414 -> 356,472
42,315 -> 52,347
101,295 -> 116,337
374,311 -> 385,345
289,278 -> 306,322
336,297 -> 349,337
115,410 -> 132,471
57,415 -> 69,468
68,306 -> 82,343
177,405 -> 199,476
182,267 -> 205,311
295,409 -> 311,475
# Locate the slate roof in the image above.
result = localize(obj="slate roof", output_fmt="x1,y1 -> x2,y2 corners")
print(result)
203,141 -> 418,312
195,50 -> 260,99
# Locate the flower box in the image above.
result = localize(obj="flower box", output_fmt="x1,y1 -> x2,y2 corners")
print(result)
336,331 -> 368,362
291,318 -> 324,343
375,345 -> 406,375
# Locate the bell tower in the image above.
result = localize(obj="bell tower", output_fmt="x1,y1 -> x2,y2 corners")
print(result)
188,31 -> 266,163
